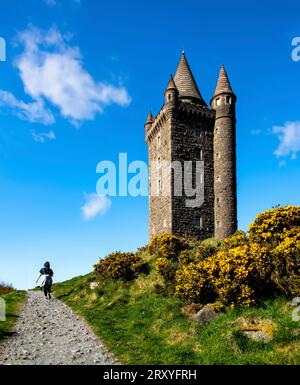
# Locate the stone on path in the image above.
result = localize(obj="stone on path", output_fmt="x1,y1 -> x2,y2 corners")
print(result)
0,291 -> 118,365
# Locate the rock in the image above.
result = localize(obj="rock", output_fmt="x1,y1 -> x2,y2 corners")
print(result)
236,317 -> 277,343
181,303 -> 203,317
243,330 -> 272,342
192,304 -> 218,326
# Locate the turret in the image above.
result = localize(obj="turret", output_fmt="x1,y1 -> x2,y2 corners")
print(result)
211,65 -> 237,239
144,111 -> 154,131
164,74 -> 178,105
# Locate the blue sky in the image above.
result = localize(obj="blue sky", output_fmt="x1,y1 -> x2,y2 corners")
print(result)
1,0 -> 300,289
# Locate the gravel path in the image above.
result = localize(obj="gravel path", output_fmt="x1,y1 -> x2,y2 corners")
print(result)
0,291 -> 118,365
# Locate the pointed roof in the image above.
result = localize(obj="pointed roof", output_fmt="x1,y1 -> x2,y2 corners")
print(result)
174,52 -> 206,105
145,111 -> 154,126
165,74 -> 177,92
213,65 -> 234,97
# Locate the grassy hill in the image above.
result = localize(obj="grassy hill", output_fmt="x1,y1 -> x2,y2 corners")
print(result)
52,258 -> 300,365
0,290 -> 26,341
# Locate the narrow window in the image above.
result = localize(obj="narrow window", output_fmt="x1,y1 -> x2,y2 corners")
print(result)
226,96 -> 231,104
157,179 -> 161,194
215,98 -> 221,107
216,176 -> 221,182
216,153 -> 221,159
194,214 -> 202,228
157,157 -> 161,168
217,220 -> 222,228
196,148 -> 203,161
157,135 -> 161,147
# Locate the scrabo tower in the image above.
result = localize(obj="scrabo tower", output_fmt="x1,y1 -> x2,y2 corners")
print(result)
145,53 -> 237,240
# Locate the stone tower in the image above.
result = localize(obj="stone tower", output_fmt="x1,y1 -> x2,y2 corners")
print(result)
211,65 -> 237,239
145,53 -> 237,240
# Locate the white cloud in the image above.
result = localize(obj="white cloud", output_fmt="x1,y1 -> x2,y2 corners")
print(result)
0,90 -> 54,124
0,25 -> 131,126
32,129 -> 56,143
272,121 -> 300,159
81,193 -> 111,220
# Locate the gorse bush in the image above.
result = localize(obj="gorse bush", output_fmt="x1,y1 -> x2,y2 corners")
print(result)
221,231 -> 248,250
94,252 -> 145,281
176,244 -> 273,308
148,233 -> 189,260
176,206 -> 300,308
249,205 -> 300,245
175,261 -> 216,304
271,228 -> 300,296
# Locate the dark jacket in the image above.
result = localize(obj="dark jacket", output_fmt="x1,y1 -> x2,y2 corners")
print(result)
40,268 -> 54,277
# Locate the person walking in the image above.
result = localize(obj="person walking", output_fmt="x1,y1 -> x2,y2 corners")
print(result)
36,262 -> 54,299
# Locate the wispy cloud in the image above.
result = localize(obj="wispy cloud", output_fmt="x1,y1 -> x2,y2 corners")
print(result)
0,90 -> 55,124
32,129 -> 56,143
81,193 -> 111,220
0,25 -> 131,127
272,121 -> 300,159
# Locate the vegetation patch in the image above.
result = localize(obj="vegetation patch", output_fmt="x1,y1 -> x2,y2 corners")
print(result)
0,290 -> 26,341
52,206 -> 300,364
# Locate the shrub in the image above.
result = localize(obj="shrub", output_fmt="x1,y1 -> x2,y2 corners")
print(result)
175,261 -> 216,304
249,205 -> 300,245
148,233 -> 189,261
206,243 -> 273,308
178,250 -> 197,266
155,257 -> 177,282
221,231 -> 248,250
175,206 -> 300,308
271,228 -> 300,296
176,243 -> 273,308
193,238 -> 221,260
94,252 -> 145,281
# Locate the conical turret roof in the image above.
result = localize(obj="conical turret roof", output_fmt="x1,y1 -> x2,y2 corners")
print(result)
213,65 -> 234,97
145,111 -> 154,126
165,74 -> 177,92
174,52 -> 206,105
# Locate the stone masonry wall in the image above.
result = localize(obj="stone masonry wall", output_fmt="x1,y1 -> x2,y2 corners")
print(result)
213,97 -> 237,239
171,103 -> 215,239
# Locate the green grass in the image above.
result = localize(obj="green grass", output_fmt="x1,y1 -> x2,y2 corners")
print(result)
52,269 -> 300,365
0,291 -> 26,341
